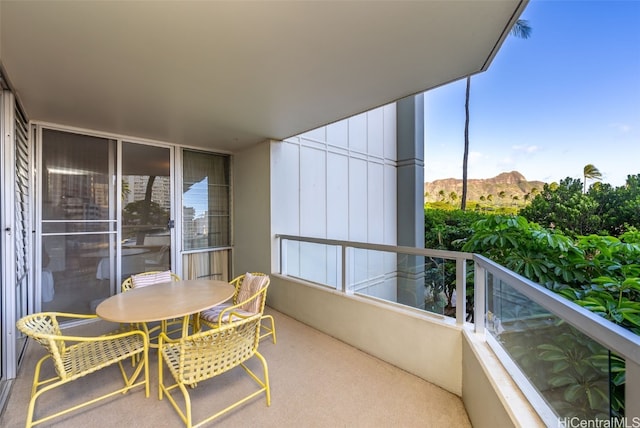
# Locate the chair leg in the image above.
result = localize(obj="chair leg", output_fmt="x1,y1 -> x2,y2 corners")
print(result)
260,315 -> 276,344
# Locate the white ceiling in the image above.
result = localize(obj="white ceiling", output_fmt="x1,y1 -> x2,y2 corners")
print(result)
0,1 -> 527,153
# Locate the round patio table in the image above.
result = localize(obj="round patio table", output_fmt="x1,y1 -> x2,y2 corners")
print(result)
96,279 -> 235,337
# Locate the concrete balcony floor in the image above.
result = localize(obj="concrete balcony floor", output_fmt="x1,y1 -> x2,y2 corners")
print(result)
0,308 -> 471,427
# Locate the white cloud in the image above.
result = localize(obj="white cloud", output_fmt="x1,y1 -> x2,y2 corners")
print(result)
610,123 -> 631,133
512,144 -> 540,154
468,151 -> 487,165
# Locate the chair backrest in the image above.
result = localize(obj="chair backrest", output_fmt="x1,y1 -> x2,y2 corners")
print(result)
121,270 -> 180,292
16,313 -> 67,377
165,313 -> 262,385
230,272 -> 270,313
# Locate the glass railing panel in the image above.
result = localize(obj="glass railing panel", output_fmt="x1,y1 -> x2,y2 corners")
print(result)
283,240 -> 340,289
349,248 -> 462,317
486,275 -> 620,421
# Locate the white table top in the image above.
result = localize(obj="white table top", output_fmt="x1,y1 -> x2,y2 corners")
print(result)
96,279 -> 235,324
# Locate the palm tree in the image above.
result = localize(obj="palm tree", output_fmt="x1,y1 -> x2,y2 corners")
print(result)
583,164 -> 602,193
449,191 -> 458,205
460,19 -> 532,210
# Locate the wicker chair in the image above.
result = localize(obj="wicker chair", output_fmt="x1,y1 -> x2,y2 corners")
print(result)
197,273 -> 276,343
158,312 -> 270,427
121,270 -> 181,292
16,312 -> 149,428
121,271 -> 183,344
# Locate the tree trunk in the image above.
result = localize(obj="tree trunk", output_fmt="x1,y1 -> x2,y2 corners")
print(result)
461,76 -> 471,211
136,175 -> 156,245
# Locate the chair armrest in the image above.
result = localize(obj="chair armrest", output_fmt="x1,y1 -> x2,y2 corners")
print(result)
36,313 -> 147,344
58,328 -> 148,344
215,288 -> 266,326
158,331 -> 181,346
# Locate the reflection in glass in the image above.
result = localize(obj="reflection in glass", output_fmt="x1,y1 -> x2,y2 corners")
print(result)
486,277 -> 617,420
41,129 -> 115,314
122,142 -> 171,274
182,151 -> 230,250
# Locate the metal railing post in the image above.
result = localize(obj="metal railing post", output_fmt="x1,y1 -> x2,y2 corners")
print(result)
279,237 -> 287,275
342,245 -> 350,294
627,360 -> 640,421
455,257 -> 466,325
474,262 -> 485,335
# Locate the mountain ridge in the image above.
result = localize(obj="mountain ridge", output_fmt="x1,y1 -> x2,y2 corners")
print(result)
424,171 -> 546,204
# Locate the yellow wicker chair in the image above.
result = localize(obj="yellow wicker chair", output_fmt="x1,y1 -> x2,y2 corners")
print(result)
121,270 -> 181,292
197,273 -> 276,343
16,312 -> 149,428
121,271 -> 183,344
158,312 -> 270,427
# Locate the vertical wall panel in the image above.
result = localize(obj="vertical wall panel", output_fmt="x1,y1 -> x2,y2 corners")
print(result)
300,146 -> 327,237
327,119 -> 349,148
367,162 -> 384,244
271,140 -> 300,236
367,107 -> 384,157
276,101 -> 399,288
327,152 -> 349,240
383,104 -> 397,159
348,113 -> 367,153
301,127 -> 326,143
348,157 -> 368,242
383,163 -> 397,245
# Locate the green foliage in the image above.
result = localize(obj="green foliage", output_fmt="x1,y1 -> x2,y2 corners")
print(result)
424,208 -> 486,250
458,214 -> 640,418
520,175 -> 640,237
590,174 -> 640,236
519,178 -> 601,236
122,199 -> 169,226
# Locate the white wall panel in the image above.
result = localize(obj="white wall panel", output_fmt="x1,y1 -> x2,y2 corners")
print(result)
327,152 -> 349,240
275,102 -> 399,287
348,157 -> 368,242
384,163 -> 397,244
348,113 -> 367,153
367,107 -> 384,157
271,140 -> 300,236
300,241 -> 327,284
301,127 -> 326,143
300,145 -> 326,237
383,103 -> 397,159
367,162 -> 384,244
327,119 -> 349,148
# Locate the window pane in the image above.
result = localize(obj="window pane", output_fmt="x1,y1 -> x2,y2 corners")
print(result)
41,129 -> 115,314
182,151 -> 230,250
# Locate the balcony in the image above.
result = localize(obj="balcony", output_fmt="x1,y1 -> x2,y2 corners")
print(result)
2,236 -> 638,427
0,308 -> 472,427
270,236 -> 640,427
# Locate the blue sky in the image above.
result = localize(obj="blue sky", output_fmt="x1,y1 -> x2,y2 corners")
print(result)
424,0 -> 640,187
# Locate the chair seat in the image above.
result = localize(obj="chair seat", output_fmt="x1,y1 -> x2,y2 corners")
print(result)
16,312 -> 149,428
158,314 -> 270,427
199,304 -> 256,324
61,332 -> 146,379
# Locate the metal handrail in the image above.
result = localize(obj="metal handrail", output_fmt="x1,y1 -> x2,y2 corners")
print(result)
276,234 -> 640,421
474,254 -> 640,365
277,234 -> 640,365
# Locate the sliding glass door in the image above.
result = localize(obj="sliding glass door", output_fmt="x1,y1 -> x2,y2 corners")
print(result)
121,142 -> 172,275
40,132 -> 175,314
40,129 -> 116,314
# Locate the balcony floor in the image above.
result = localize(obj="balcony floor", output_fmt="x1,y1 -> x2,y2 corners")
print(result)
1,308 -> 471,427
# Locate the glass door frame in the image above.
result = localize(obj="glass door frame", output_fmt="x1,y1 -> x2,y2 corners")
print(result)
1,90 -> 33,385
117,140 -> 176,292
34,126 -> 178,314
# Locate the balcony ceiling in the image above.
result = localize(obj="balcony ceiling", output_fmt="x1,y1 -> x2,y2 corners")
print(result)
0,1 -> 526,152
